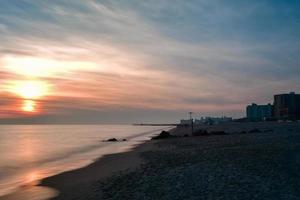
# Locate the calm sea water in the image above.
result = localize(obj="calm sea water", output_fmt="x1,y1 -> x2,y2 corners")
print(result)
0,124 -> 171,197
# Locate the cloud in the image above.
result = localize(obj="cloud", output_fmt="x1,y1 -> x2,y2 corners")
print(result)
0,0 -> 300,122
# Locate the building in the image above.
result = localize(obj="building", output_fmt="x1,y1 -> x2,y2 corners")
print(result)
195,116 -> 232,125
194,119 -> 203,125
204,116 -> 232,125
246,103 -> 273,121
180,119 -> 193,126
273,92 -> 300,119
180,116 -> 232,126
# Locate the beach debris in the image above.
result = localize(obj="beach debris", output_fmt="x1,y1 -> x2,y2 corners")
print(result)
151,131 -> 172,140
122,139 -> 127,141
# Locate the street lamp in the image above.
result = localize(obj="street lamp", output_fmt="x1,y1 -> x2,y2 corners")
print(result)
189,112 -> 194,135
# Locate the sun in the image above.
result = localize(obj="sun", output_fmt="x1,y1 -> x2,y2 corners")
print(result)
10,80 -> 50,99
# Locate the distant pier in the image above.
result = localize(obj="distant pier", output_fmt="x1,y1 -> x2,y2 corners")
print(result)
133,123 -> 179,126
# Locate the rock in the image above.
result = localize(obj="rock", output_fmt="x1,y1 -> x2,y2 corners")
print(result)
106,138 -> 118,142
122,139 -> 127,141
151,131 -> 171,140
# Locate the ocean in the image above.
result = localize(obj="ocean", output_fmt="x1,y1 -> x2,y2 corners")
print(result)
0,124 -> 171,197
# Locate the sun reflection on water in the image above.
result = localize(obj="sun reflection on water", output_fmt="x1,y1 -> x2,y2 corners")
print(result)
22,100 -> 37,112
25,172 -> 40,185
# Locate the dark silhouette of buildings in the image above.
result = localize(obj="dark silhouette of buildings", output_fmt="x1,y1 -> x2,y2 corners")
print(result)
246,103 -> 273,121
273,92 -> 300,120
246,92 -> 300,121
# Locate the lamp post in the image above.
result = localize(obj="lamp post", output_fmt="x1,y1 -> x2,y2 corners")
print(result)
189,112 -> 194,135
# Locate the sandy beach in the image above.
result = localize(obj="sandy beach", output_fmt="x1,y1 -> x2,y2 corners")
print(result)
2,122 -> 300,200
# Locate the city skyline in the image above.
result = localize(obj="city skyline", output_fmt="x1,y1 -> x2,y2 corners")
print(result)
1,0 -> 300,123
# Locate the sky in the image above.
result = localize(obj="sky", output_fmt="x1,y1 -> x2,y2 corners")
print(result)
0,0 -> 300,123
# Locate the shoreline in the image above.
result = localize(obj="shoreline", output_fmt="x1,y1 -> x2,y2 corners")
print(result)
2,122 -> 300,199
0,140 -> 158,200
40,140 -> 159,200
0,126 -> 173,200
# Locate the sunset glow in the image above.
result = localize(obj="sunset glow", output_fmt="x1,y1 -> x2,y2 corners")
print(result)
0,0 -> 299,123
3,56 -> 96,78
9,80 -> 50,100
3,56 -> 59,77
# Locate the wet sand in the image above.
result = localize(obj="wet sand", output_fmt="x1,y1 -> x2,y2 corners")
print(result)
40,141 -> 159,200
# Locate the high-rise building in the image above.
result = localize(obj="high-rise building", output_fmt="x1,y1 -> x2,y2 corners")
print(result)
246,103 -> 273,121
273,92 -> 300,119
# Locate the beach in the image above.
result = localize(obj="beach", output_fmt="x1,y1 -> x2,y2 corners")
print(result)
2,122 -> 300,200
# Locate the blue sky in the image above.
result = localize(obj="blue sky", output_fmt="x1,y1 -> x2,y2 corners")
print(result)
0,0 -> 300,123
